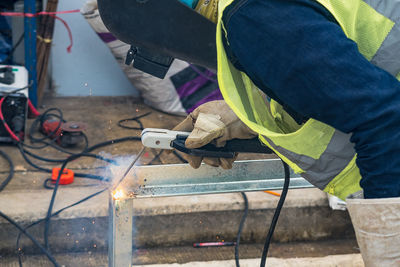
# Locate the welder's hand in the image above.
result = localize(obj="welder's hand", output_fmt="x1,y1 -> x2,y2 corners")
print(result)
172,100 -> 257,169
194,0 -> 219,24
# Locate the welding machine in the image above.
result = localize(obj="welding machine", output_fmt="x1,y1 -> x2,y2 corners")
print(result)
0,65 -> 29,143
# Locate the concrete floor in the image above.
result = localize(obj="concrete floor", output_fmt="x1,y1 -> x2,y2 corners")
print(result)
0,96 -> 360,266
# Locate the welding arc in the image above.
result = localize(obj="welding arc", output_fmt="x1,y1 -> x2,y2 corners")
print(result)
0,210 -> 60,267
112,146 -> 146,191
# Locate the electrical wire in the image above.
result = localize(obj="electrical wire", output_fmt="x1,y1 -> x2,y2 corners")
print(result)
16,188 -> 107,267
0,150 -> 14,192
260,161 -> 290,267
235,192 -> 248,267
117,112 -> 151,130
43,152 -> 118,249
0,106 -> 148,266
0,210 -> 60,267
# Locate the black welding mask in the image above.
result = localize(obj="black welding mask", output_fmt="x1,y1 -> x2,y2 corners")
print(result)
97,0 -> 217,79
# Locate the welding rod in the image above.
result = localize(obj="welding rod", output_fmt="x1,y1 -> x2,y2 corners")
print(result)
112,147 -> 146,191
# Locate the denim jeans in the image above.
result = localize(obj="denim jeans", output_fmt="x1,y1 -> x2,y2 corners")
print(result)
223,0 -> 400,198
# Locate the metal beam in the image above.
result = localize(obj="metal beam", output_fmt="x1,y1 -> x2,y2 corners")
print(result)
120,159 -> 313,198
110,159 -> 314,266
108,195 -> 133,267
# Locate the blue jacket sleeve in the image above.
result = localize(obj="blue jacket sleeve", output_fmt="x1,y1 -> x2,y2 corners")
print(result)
224,0 -> 400,198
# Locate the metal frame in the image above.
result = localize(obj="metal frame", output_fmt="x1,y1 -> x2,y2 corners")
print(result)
24,0 -> 38,106
108,159 -> 313,267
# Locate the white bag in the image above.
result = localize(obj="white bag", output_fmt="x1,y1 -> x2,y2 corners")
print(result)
81,0 -> 186,115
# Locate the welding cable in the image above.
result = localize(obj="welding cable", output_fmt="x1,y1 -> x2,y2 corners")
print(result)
84,136 -> 142,153
27,108 -> 65,144
27,99 -> 41,118
260,161 -> 290,267
0,96 -> 21,142
235,192 -> 248,267
16,188 -> 106,267
148,150 -> 164,165
0,210 -> 60,267
43,152 -> 118,249
0,150 -> 14,193
117,112 -> 152,130
17,143 -> 113,180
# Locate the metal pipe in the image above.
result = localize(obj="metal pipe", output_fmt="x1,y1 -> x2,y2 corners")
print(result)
24,0 -> 38,106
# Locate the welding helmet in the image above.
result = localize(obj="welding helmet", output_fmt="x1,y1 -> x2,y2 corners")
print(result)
98,0 -> 217,78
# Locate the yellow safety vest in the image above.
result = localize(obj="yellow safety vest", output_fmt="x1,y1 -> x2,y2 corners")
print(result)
216,0 -> 400,200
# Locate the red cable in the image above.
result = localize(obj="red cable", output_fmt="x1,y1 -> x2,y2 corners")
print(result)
0,97 -> 20,142
49,14 -> 73,53
28,99 -> 41,118
0,9 -> 80,17
0,9 -> 79,53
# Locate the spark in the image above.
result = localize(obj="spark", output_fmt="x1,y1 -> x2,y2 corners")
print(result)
112,189 -> 125,200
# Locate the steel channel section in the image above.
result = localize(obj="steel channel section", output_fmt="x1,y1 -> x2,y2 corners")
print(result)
109,195 -> 133,267
110,159 -> 314,266
121,159 -> 313,198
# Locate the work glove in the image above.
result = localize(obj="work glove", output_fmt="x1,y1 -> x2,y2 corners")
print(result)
194,0 -> 219,24
172,100 -> 257,169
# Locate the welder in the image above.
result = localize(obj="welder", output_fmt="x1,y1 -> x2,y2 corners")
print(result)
172,0 -> 400,266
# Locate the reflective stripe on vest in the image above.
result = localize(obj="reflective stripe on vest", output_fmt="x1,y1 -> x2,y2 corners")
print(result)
216,0 -> 400,199
364,0 -> 400,76
261,130 -> 355,189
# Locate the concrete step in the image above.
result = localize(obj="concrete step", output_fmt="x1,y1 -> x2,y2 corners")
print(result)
0,254 -> 364,267
0,185 -> 355,255
0,242 -> 362,267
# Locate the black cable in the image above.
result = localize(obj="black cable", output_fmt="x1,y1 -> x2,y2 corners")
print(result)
148,150 -> 163,165
0,32 -> 24,65
43,152 -> 118,249
0,210 -> 60,267
235,192 -> 248,267
28,108 -> 64,144
84,136 -> 141,153
0,150 -> 14,193
117,112 -> 151,130
172,150 -> 188,163
260,161 -> 290,267
16,188 -> 106,267
17,143 -> 112,180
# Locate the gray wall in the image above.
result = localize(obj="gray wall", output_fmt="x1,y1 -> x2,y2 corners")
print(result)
51,0 -> 139,97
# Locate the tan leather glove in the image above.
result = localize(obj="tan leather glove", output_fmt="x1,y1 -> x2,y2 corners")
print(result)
172,100 -> 257,169
195,0 -> 219,24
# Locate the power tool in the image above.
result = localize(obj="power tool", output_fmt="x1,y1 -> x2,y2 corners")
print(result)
40,119 -> 87,147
